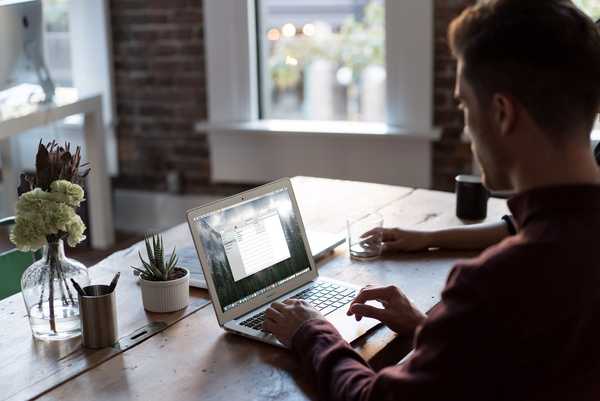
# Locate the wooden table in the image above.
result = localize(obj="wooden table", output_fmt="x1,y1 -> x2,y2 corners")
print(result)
0,177 -> 509,401
0,86 -> 114,249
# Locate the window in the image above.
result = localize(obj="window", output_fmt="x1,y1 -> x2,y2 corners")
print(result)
572,0 -> 600,131
202,1 -> 436,187
43,0 -> 72,87
573,0 -> 600,20
257,0 -> 385,122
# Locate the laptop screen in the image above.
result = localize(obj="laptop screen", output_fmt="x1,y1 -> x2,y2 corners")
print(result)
192,188 -> 312,313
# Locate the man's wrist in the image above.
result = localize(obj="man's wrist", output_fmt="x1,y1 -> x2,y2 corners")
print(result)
290,317 -> 330,350
421,230 -> 438,249
291,318 -> 342,352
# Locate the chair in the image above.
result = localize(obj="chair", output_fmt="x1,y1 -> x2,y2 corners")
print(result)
0,217 -> 41,300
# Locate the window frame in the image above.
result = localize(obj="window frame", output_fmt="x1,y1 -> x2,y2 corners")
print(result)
202,0 -> 438,188
204,0 -> 435,131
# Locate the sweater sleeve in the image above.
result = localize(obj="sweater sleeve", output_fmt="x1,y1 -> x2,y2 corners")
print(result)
291,265 -> 495,401
292,318 -> 379,401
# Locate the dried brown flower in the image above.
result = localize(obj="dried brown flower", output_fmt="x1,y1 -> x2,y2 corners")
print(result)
17,140 -> 90,196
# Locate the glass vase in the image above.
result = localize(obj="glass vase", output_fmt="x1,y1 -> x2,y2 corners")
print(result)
20,240 -> 90,341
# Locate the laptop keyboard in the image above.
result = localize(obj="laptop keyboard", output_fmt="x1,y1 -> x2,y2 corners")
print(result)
239,281 -> 357,332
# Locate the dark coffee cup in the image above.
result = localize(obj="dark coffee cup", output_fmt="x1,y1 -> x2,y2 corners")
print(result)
455,175 -> 489,220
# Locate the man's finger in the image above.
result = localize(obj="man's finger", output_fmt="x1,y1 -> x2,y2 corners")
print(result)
361,227 -> 382,239
362,227 -> 398,241
265,306 -> 284,321
350,285 -> 398,310
262,318 -> 276,333
359,236 -> 381,248
347,303 -> 387,321
270,302 -> 287,312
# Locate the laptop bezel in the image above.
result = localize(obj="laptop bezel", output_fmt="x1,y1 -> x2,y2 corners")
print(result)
186,177 -> 318,326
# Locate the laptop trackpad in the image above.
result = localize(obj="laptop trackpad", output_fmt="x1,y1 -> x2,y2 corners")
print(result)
326,301 -> 382,344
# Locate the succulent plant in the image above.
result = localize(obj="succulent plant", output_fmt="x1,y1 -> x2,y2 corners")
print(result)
131,234 -> 179,281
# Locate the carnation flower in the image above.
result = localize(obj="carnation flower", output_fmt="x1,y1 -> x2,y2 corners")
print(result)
50,180 -> 85,207
10,181 -> 87,251
65,215 -> 86,247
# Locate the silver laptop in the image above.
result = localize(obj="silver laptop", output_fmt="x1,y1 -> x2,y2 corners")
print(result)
186,178 -> 380,347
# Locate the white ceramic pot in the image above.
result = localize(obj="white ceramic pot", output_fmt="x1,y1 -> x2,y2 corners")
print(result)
139,268 -> 190,313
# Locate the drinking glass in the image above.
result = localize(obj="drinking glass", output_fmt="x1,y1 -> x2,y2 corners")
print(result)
346,212 -> 383,260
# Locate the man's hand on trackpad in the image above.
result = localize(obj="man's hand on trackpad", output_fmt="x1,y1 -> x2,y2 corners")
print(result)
347,285 -> 425,336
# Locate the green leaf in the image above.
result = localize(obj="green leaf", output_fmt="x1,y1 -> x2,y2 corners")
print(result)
131,266 -> 147,276
167,250 -> 178,269
144,236 -> 155,268
142,259 -> 161,278
157,236 -> 165,275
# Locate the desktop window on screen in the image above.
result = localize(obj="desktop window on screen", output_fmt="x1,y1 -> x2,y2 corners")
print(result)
195,188 -> 311,312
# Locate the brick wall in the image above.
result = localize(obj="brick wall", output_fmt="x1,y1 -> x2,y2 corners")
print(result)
432,0 -> 475,191
110,0 -> 210,193
109,0 -> 474,193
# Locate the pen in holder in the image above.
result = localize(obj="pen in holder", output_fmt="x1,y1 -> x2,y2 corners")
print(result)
75,278 -> 119,349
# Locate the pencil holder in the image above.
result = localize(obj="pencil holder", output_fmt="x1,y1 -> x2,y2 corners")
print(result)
78,285 -> 118,349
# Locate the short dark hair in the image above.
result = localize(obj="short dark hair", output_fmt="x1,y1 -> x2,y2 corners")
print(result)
449,0 -> 600,140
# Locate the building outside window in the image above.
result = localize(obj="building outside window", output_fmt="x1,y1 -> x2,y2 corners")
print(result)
257,0 -> 385,122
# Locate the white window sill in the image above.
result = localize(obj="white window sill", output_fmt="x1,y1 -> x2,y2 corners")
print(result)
195,119 -> 440,141
197,119 -> 438,188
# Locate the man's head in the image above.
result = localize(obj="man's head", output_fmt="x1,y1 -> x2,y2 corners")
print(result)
448,0 -> 600,191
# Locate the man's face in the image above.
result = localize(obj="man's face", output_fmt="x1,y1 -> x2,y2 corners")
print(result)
454,60 -> 512,191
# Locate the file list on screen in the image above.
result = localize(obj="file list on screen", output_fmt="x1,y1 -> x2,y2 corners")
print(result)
222,209 -> 291,282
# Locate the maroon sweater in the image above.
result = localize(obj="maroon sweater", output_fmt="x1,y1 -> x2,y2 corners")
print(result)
292,185 -> 600,401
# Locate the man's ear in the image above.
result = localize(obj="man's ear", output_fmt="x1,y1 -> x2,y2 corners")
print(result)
491,93 -> 517,136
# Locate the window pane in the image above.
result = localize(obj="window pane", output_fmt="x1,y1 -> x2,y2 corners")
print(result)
43,0 -> 72,87
573,0 -> 600,20
572,0 -> 600,130
258,0 -> 386,122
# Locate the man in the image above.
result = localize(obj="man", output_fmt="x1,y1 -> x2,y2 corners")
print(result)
263,1 -> 600,400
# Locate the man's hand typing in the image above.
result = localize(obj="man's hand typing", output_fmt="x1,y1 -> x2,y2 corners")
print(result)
263,299 -> 324,347
347,285 -> 425,335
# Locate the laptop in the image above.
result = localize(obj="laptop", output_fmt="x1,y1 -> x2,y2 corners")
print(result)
186,178 -> 381,347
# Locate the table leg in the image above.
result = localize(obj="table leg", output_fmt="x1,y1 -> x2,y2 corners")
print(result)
83,99 -> 115,249
0,136 -> 20,217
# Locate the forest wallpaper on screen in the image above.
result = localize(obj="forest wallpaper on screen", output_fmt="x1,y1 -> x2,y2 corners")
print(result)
196,189 -> 311,311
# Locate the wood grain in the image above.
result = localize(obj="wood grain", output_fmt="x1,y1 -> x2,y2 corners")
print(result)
0,177 -> 510,401
38,177 -> 508,401
0,225 -> 211,401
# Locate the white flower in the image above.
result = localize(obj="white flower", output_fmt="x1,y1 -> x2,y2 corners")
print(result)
10,182 -> 87,251
50,180 -> 85,207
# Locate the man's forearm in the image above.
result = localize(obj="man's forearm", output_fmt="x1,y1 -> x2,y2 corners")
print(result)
426,221 -> 510,250
293,319 -> 379,401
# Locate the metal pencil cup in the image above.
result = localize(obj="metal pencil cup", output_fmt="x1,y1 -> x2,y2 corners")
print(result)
78,285 -> 118,349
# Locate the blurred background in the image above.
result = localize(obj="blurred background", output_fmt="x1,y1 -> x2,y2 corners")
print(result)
1,0 -> 598,264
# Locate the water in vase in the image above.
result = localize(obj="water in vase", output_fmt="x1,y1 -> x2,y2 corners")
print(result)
28,300 -> 82,341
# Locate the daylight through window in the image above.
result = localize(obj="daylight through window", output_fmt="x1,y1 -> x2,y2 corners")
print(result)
258,0 -> 385,122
